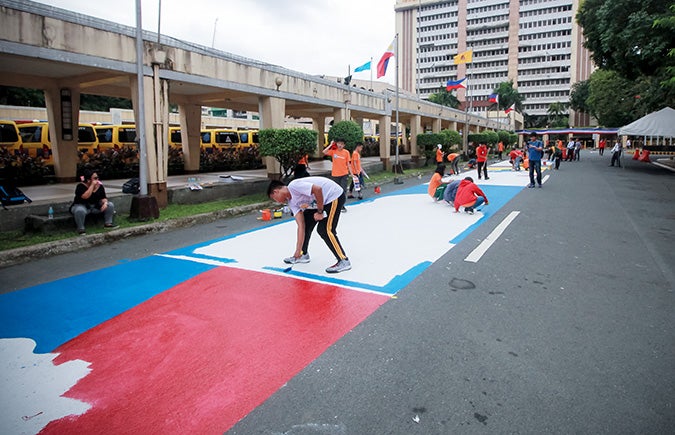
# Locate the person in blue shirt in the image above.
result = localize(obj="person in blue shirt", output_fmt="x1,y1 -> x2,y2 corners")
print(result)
526,133 -> 544,188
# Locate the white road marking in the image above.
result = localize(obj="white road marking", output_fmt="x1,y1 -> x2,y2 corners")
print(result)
464,211 -> 520,263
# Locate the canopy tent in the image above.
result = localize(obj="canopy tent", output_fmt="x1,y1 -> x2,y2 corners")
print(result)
618,107 -> 675,139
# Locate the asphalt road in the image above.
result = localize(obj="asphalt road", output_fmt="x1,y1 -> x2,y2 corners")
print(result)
2,151 -> 674,434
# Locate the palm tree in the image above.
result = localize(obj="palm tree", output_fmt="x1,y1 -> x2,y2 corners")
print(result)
547,102 -> 569,128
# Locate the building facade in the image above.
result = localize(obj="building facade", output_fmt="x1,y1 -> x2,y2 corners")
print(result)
395,0 -> 593,126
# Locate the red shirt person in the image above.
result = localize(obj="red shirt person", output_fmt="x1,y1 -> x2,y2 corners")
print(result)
454,176 -> 489,214
475,143 -> 490,179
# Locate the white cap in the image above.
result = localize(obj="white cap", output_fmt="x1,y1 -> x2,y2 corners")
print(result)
437,144 -> 442,148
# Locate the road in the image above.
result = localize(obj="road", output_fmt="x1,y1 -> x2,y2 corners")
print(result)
1,151 -> 674,434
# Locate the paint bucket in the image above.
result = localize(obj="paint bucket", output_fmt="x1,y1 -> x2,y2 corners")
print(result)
273,210 -> 283,219
261,209 -> 271,221
374,185 -> 381,194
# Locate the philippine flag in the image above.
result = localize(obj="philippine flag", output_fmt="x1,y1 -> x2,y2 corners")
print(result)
505,103 -> 516,114
377,38 -> 396,78
446,78 -> 466,91
488,93 -> 499,104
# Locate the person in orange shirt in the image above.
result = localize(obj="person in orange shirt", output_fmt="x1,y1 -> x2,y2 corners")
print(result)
497,141 -> 504,160
323,138 -> 352,212
428,164 -> 449,201
348,142 -> 364,199
293,154 -> 310,179
446,152 -> 461,175
476,143 -> 489,180
435,144 -> 444,165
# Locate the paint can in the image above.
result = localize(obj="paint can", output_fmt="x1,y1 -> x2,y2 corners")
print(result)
273,210 -> 283,219
261,209 -> 271,221
374,185 -> 381,194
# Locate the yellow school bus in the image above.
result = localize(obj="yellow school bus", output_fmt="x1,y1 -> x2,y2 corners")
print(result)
0,120 -> 22,152
16,122 -> 99,163
94,124 -> 137,152
201,128 -> 240,153
237,129 -> 259,149
168,126 -> 182,150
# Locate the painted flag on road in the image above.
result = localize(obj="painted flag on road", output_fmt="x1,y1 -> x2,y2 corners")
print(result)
453,49 -> 473,65
446,78 -> 466,91
488,93 -> 499,104
505,103 -> 516,114
354,61 -> 371,72
377,38 -> 396,78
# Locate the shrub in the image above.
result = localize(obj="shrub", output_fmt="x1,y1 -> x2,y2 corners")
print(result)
259,128 -> 318,179
327,121 -> 363,151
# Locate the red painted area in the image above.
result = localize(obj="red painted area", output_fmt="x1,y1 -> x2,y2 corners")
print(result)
43,267 -> 388,435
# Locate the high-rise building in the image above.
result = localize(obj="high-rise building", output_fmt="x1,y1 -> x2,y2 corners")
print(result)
395,0 -> 594,126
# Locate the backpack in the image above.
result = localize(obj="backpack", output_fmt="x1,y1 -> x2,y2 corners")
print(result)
0,184 -> 32,208
122,177 -> 140,194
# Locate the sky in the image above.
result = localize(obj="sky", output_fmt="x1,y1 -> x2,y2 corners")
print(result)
35,0 -> 398,84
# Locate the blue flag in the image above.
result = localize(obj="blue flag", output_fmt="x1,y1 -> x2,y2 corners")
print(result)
354,61 -> 371,72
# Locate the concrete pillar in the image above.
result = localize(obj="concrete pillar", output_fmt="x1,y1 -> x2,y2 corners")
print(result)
410,114 -> 421,160
131,73 -> 169,208
379,114 -> 391,169
448,121 -> 458,131
259,96 -> 285,178
432,117 -> 442,133
44,86 -> 79,182
333,107 -> 346,123
178,103 -> 202,173
312,116 -> 326,158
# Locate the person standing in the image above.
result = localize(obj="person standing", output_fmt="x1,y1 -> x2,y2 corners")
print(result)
446,151 -> 460,175
435,144 -> 444,166
293,154 -> 310,179
574,139 -> 582,161
566,139 -> 576,161
598,138 -> 606,156
454,176 -> 489,214
348,142 -> 364,199
610,141 -> 622,167
497,141 -> 504,160
70,168 -> 118,235
476,142 -> 489,180
323,138 -> 352,212
526,133 -> 544,188
267,177 -> 351,273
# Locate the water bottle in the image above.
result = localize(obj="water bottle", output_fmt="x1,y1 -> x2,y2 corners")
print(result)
48,206 -> 54,219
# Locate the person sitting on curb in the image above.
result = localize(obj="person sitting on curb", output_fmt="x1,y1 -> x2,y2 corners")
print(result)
70,168 -> 118,235
454,176 -> 489,214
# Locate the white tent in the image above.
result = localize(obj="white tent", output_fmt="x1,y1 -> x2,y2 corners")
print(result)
618,107 -> 675,140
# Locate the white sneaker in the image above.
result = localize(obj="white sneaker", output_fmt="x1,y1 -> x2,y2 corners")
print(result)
326,259 -> 351,273
283,254 -> 310,264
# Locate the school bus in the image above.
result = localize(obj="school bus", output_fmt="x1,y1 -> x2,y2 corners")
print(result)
94,124 -> 137,152
168,126 -> 182,150
16,122 -> 99,163
237,129 -> 259,149
200,128 -> 240,153
0,120 -> 21,151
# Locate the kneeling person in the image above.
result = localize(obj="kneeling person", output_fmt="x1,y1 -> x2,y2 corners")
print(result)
267,176 -> 351,273
454,176 -> 489,214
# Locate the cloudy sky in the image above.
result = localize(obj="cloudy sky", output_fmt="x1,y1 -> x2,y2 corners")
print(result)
35,0 -> 397,83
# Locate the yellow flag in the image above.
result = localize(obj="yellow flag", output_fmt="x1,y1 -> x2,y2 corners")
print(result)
453,50 -> 473,65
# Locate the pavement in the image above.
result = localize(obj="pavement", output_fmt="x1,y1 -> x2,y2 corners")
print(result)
1,150 -> 674,434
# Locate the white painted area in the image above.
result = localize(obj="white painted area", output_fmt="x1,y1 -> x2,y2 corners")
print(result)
188,161 -> 543,290
0,338 -> 91,435
464,211 -> 521,263
194,194 -> 482,288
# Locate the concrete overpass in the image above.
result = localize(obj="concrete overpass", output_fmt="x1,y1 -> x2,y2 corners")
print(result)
0,0 -> 518,206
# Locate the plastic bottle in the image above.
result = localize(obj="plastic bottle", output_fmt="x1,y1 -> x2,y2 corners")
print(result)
48,206 -> 54,219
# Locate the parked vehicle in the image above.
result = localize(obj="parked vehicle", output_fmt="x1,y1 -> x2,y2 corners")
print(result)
200,128 -> 240,153
16,122 -> 99,163
94,124 -> 137,152
237,129 -> 259,149
0,120 -> 22,151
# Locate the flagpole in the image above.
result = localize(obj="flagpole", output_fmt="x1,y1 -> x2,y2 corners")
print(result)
369,56 -> 373,91
394,33 -> 402,175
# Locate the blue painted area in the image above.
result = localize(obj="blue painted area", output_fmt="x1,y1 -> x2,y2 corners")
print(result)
0,256 -> 215,353
264,261 -> 430,295
450,184 -> 523,244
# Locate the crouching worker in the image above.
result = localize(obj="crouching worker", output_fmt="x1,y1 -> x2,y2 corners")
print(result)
454,176 -> 489,215
428,164 -> 449,201
442,179 -> 462,206
267,176 -> 351,274
70,169 -> 118,235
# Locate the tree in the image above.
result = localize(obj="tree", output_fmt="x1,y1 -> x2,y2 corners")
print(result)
258,128 -> 318,180
427,88 -> 460,108
569,80 -> 591,113
327,120 -> 363,151
547,102 -> 569,128
416,133 -> 447,165
577,0 -> 673,80
587,70 -> 635,127
493,81 -> 525,113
